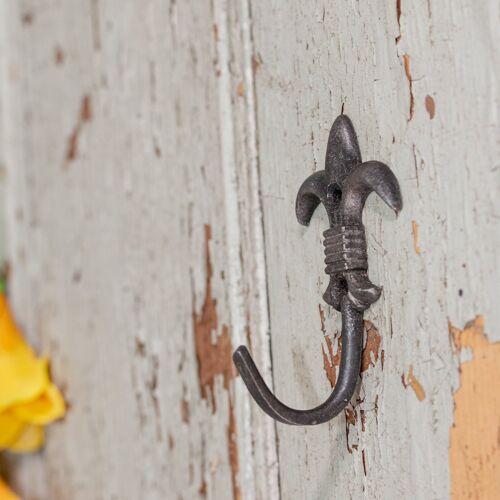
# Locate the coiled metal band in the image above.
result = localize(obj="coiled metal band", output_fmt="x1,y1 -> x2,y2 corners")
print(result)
323,225 -> 367,274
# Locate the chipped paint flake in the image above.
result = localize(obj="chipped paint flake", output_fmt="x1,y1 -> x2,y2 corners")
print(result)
181,398 -> 190,423
402,365 -> 426,401
322,334 -> 341,388
322,320 -> 380,391
411,220 -> 422,255
54,46 -> 65,65
425,95 -> 435,119
449,316 -> 500,499
227,398 -> 240,500
395,0 -> 402,44
361,320 -> 381,372
403,54 -> 414,121
192,225 -> 235,412
21,12 -> 34,25
66,94 -> 92,162
344,406 -> 357,453
318,304 -> 326,335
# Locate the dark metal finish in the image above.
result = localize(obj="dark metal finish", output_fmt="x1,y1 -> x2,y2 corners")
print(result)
233,115 -> 402,426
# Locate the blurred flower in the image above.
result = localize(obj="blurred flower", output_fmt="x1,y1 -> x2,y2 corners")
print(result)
0,282 -> 65,453
0,477 -> 20,500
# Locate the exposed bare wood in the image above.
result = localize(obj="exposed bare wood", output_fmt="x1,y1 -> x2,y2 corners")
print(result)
449,316 -> 500,499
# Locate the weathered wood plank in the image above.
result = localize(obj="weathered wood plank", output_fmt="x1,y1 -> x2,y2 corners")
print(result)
249,0 -> 499,498
0,0 -> 278,498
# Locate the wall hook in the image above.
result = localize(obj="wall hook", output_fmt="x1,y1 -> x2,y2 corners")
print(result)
233,115 -> 402,425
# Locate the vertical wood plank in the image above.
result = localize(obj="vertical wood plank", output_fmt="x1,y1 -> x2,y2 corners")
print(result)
249,0 -> 499,498
0,0 -> 278,498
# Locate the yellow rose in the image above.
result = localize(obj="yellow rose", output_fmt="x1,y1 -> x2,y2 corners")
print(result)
0,292 -> 65,453
0,477 -> 20,500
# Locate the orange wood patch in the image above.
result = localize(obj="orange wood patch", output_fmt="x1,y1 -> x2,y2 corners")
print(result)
449,316 -> 500,499
192,225 -> 235,412
0,478 -> 20,500
361,320 -> 381,373
425,94 -> 436,119
411,220 -> 422,255
402,365 -> 426,401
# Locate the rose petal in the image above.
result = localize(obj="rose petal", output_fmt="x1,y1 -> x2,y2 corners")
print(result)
0,477 -> 21,500
0,294 -> 34,354
13,382 -> 66,425
0,411 -> 24,449
0,357 -> 49,413
8,424 -> 44,453
0,292 -> 66,450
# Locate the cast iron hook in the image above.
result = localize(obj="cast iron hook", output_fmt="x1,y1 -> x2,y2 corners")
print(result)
233,115 -> 402,425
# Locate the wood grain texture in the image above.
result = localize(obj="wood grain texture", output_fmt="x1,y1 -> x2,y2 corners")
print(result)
0,0 -> 278,499
0,0 -> 498,499
249,0 -> 499,498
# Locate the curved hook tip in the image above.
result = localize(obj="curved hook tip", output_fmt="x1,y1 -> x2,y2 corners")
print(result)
233,345 -> 249,365
233,345 -> 259,384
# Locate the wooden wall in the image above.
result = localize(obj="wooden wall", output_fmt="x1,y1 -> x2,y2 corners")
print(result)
1,0 -> 498,498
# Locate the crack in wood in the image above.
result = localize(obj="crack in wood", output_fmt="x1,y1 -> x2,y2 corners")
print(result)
65,94 -> 92,163
403,54 -> 414,121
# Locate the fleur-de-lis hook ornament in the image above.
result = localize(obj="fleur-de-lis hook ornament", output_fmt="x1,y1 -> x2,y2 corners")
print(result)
233,115 -> 402,425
